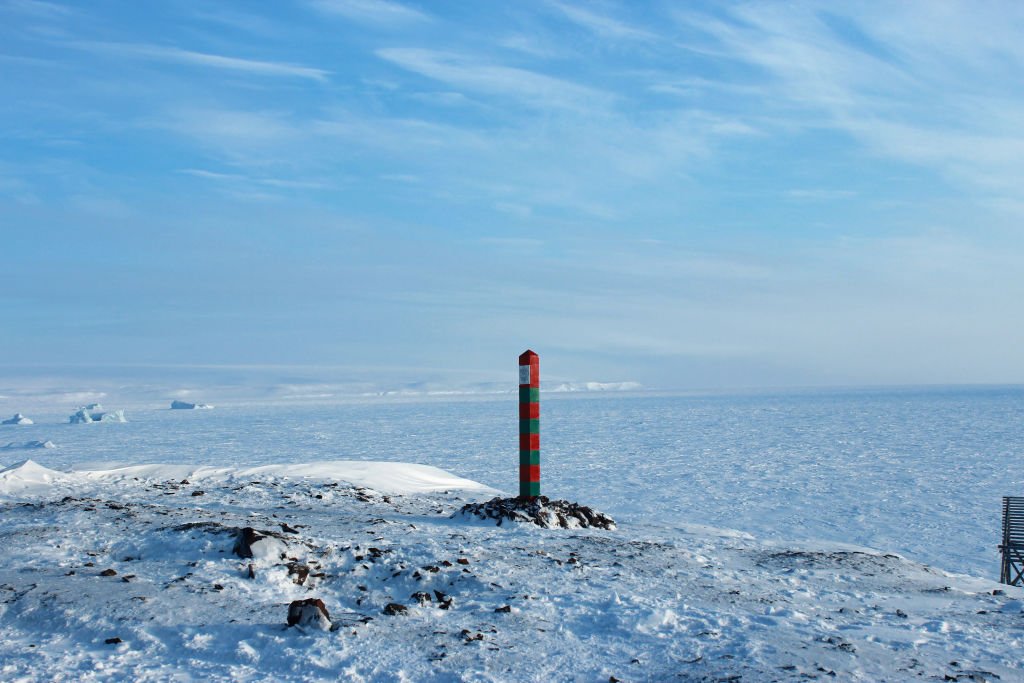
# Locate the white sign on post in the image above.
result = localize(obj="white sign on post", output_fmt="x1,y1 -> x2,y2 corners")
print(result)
519,365 -> 531,385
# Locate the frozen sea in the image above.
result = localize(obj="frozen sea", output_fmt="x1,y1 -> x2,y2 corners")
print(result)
6,384 -> 1022,580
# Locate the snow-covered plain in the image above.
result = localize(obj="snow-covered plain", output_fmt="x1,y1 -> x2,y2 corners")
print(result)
1,386 -> 1023,680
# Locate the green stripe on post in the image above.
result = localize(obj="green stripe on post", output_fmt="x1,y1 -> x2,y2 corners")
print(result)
519,386 -> 539,403
519,450 -> 540,465
519,418 -> 539,433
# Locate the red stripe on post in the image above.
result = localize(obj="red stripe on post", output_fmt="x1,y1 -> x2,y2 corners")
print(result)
519,433 -> 540,451
519,403 -> 540,419
519,464 -> 540,482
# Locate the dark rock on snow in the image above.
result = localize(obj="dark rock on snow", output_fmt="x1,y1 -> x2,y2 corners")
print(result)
383,602 -> 408,616
233,527 -> 284,559
287,598 -> 331,630
434,590 -> 453,610
457,496 -> 616,530
287,562 -> 310,585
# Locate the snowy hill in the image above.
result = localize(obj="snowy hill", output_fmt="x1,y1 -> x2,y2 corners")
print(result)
0,459 -> 1020,681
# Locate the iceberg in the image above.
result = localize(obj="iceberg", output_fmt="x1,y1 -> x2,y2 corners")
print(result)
69,405 -> 126,424
170,400 -> 214,410
2,413 -> 33,425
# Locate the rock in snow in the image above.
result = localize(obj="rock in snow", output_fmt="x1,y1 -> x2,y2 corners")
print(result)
232,527 -> 287,561
457,496 -> 617,529
1,413 -> 33,425
287,599 -> 332,630
69,405 -> 126,424
382,603 -> 408,616
170,400 -> 214,410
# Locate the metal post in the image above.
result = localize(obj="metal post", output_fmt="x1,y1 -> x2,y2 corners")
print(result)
519,349 -> 540,499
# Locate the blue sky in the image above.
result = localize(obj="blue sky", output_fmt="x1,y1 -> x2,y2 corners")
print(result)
1,0 -> 1022,391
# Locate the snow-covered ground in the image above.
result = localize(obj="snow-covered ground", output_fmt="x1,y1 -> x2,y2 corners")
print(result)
1,386 -> 1023,680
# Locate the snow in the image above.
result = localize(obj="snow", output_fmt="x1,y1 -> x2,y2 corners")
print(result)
171,400 -> 214,410
0,456 -> 1020,681
1,413 -> 33,425
0,458 -> 66,493
0,386 -> 1022,680
1,460 -> 495,497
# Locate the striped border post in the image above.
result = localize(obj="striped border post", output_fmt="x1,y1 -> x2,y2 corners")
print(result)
518,349 -> 540,499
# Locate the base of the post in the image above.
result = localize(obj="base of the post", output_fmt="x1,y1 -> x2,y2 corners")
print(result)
457,496 -> 616,529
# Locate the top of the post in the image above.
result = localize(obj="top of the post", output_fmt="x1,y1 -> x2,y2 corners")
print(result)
519,349 -> 538,364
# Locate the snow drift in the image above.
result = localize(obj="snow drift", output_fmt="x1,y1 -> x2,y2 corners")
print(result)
0,459 -> 496,498
0,459 -> 66,494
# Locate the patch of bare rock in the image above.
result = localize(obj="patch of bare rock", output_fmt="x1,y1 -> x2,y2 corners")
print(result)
456,496 -> 616,529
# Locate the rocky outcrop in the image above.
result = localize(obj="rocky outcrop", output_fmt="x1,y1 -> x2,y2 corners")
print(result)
457,496 -> 616,530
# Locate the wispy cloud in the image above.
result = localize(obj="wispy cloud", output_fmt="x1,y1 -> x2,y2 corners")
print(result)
785,188 -> 857,201
155,109 -> 304,168
68,41 -> 329,81
548,1 -> 654,41
179,168 -> 324,190
308,0 -> 428,24
498,34 -> 564,59
2,0 -> 72,18
190,8 -> 286,38
681,3 -> 1024,196
376,47 -> 609,110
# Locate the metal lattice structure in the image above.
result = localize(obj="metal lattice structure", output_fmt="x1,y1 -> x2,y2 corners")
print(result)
1000,496 -> 1024,586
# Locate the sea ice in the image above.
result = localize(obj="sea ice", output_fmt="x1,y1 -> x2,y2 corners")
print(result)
1,413 -> 33,425
1,440 -> 56,450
